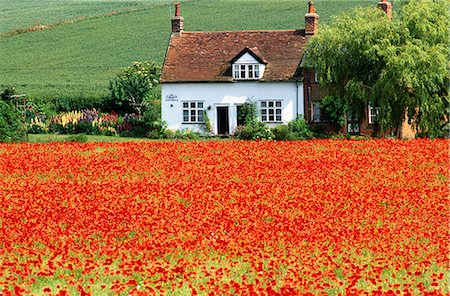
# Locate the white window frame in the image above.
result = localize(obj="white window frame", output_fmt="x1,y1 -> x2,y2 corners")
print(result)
233,64 -> 260,80
182,101 -> 204,123
368,105 -> 380,124
260,100 -> 282,122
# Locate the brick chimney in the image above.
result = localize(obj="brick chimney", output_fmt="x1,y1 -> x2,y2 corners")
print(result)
305,1 -> 319,36
378,0 -> 393,19
171,2 -> 184,35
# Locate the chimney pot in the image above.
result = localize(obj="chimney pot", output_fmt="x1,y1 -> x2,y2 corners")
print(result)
308,1 -> 316,13
175,2 -> 180,16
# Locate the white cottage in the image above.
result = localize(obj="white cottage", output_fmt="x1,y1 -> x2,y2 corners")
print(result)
161,2 -> 319,135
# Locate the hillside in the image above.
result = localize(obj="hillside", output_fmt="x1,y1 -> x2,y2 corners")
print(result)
0,0 -> 386,101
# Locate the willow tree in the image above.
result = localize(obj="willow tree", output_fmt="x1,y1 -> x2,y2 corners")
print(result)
306,0 -> 449,137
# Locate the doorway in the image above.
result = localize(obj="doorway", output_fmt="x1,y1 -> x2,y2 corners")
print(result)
217,106 -> 229,135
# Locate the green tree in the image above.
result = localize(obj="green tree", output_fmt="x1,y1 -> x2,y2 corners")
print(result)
0,99 -> 26,143
108,61 -> 161,116
306,0 -> 449,138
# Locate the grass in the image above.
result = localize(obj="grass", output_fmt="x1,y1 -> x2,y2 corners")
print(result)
27,133 -> 152,143
0,0 -> 401,101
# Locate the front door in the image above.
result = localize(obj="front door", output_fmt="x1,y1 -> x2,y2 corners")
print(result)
217,107 -> 229,135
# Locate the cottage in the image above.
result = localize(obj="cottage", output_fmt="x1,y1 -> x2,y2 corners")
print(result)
161,2 -> 320,135
161,1 -> 413,137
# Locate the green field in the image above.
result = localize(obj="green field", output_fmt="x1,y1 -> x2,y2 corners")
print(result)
0,0 -> 399,102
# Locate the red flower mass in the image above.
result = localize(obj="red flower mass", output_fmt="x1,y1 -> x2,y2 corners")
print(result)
0,139 -> 448,294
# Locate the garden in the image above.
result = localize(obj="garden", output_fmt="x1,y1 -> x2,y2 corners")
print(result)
0,139 -> 448,294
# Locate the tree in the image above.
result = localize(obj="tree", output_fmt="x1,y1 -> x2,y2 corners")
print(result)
0,99 -> 26,143
306,0 -> 449,137
108,61 -> 161,116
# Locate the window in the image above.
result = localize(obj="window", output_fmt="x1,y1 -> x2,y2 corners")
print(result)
182,101 -> 204,123
261,100 -> 282,122
233,64 -> 260,80
368,105 -> 380,124
313,102 -> 321,122
347,113 -> 360,133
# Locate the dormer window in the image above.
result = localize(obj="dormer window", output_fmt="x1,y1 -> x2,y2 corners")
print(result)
233,64 -> 260,80
230,47 -> 267,81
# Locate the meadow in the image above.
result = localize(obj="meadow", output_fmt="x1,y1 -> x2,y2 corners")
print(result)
0,139 -> 448,294
0,0 -> 389,101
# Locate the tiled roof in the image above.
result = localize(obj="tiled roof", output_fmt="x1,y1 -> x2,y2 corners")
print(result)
161,30 -> 309,83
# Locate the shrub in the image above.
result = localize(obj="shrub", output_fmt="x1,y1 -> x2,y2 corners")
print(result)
162,129 -> 202,140
272,124 -> 293,141
0,100 -> 27,142
271,117 -> 314,141
234,120 -> 273,140
288,116 -> 314,140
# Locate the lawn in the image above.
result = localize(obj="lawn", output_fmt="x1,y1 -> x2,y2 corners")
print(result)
0,139 -> 448,294
0,0 -> 383,100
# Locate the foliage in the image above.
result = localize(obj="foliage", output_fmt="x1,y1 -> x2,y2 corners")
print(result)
108,61 -> 161,116
0,99 -> 27,142
237,101 -> 258,125
0,139 -> 448,294
272,117 -> 314,140
319,95 -> 349,127
287,116 -> 314,139
162,129 -> 203,140
306,0 -> 450,138
234,120 -> 273,140
0,86 -> 17,103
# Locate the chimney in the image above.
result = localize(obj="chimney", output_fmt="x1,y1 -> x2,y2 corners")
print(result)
171,2 -> 184,35
305,1 -> 319,36
378,0 -> 393,19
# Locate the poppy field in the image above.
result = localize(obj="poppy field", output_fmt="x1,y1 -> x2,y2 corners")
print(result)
0,139 -> 448,295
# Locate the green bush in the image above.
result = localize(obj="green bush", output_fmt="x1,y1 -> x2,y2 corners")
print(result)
162,129 -> 202,140
288,116 -> 314,140
271,117 -> 314,141
234,120 -> 273,140
0,100 -> 27,143
272,124 -> 294,141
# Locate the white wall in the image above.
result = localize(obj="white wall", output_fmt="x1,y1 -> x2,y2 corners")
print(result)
161,82 -> 304,135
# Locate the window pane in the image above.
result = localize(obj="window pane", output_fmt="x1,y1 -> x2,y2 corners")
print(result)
183,110 -> 189,122
261,102 -> 267,108
276,109 -> 281,115
269,109 -> 274,115
262,115 -> 267,121
261,109 -> 267,115
198,102 -> 203,109
190,102 -> 195,108
191,110 -> 196,116
276,115 -> 282,121
275,101 -> 282,107
254,65 -> 259,78
191,116 -> 196,122
183,102 -> 188,108
269,115 -> 274,121
268,101 -> 274,108
198,110 -> 204,122
240,65 -> 246,78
